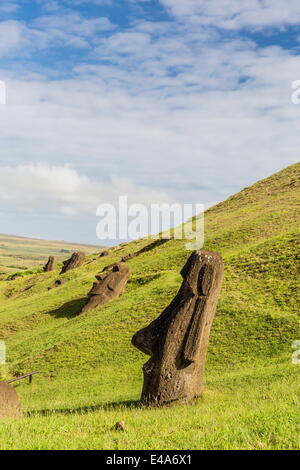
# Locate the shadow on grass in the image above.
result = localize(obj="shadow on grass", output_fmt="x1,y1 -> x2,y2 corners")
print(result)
27,400 -> 142,417
47,297 -> 86,319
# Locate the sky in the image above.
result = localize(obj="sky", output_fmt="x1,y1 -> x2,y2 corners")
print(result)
0,0 -> 299,244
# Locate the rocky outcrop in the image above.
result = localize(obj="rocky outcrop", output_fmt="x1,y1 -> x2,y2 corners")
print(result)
132,250 -> 224,406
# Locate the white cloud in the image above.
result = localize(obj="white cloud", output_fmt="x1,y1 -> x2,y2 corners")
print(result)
37,0 -> 113,10
0,2 -> 299,242
65,0 -> 113,5
1,38 -> 298,213
0,2 -> 19,13
32,12 -> 115,37
0,21 -> 23,55
160,0 -> 300,29
0,164 -> 174,216
0,11 -> 115,58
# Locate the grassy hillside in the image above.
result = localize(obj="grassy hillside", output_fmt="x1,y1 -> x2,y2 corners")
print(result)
0,163 -> 299,450
0,234 -> 101,275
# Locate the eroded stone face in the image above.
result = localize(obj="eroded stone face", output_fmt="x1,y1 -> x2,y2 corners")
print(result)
60,252 -> 85,274
44,256 -> 56,272
0,383 -> 22,419
132,250 -> 224,406
80,262 -> 131,313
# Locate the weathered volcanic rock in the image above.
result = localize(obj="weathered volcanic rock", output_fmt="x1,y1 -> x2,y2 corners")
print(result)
43,256 -> 56,272
0,383 -> 22,419
81,262 -> 131,313
132,250 -> 224,406
48,279 -> 66,290
60,252 -> 85,274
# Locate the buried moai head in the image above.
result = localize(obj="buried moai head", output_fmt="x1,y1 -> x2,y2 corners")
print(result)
48,279 -> 66,290
80,262 -> 131,313
99,250 -> 109,257
0,383 -> 22,419
44,256 -> 56,272
132,250 -> 224,406
60,252 -> 85,274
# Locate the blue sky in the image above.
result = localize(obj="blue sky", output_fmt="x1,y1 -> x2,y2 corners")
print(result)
0,0 -> 299,244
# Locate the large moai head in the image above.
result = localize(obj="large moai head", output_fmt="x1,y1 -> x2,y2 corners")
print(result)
132,250 -> 224,406
60,252 -> 85,274
81,262 -> 131,313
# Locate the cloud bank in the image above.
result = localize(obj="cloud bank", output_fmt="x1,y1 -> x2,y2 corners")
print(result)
0,164 -> 173,216
161,0 -> 300,29
0,0 -> 299,242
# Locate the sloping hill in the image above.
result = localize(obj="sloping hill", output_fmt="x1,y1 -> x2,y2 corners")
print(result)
0,163 -> 299,450
0,234 -> 101,275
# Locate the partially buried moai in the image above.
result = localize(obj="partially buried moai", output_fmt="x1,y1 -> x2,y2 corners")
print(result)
43,256 -> 56,272
0,383 -> 22,419
60,252 -> 85,274
132,250 -> 224,406
80,262 -> 131,313
48,279 -> 66,290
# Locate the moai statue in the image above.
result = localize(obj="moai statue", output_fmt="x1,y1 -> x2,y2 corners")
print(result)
132,250 -> 224,406
99,250 -> 109,257
43,256 -> 56,272
60,252 -> 85,274
80,262 -> 131,313
0,383 -> 21,418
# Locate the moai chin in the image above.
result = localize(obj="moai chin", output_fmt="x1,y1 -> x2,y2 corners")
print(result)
132,250 -> 224,406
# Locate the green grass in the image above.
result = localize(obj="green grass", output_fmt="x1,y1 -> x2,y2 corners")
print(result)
0,162 -> 299,450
